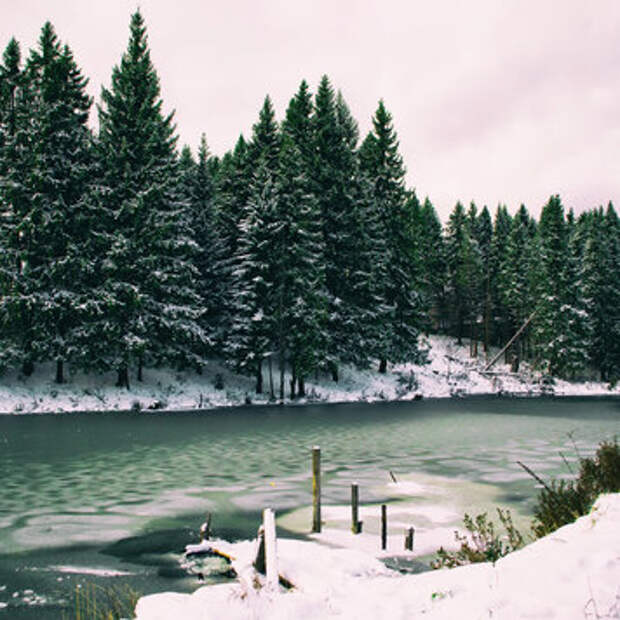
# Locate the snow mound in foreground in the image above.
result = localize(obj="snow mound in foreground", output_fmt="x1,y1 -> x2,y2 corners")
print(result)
135,493 -> 620,620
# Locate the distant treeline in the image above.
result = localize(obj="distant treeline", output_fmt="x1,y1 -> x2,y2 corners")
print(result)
0,12 -> 618,393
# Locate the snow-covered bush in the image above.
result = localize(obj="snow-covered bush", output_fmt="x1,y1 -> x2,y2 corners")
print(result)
531,437 -> 620,537
431,508 -> 524,568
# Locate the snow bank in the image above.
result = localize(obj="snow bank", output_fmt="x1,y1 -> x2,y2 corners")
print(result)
135,494 -> 620,620
0,335 -> 617,414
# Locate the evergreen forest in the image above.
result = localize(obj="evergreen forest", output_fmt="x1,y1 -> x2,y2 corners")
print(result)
0,13 -> 618,395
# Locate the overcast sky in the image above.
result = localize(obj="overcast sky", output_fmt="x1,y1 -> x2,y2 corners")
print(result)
2,0 -> 619,220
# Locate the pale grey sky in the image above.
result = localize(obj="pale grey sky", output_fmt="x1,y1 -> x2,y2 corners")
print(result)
2,0 -> 619,220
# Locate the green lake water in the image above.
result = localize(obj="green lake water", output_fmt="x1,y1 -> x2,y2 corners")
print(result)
0,396 -> 618,617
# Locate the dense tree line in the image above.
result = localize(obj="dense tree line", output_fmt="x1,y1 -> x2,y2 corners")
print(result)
0,13 -> 618,393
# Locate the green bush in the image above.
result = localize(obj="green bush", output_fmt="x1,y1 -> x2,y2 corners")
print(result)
431,508 -> 524,569
531,437 -> 620,538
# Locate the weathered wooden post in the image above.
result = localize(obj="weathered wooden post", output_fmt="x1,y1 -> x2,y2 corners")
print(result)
381,504 -> 387,550
199,512 -> 212,542
263,508 -> 278,590
351,483 -> 361,534
312,446 -> 321,533
405,526 -> 414,551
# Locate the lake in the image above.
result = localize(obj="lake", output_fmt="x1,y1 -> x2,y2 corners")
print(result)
0,396 -> 618,618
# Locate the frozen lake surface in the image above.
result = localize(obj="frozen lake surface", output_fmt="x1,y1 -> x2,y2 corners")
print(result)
0,397 -> 618,617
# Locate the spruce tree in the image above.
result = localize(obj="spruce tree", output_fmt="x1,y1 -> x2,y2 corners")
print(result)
214,135 -> 251,351
464,202 -> 484,356
500,204 -> 537,369
490,205 -> 513,349
417,197 -> 446,331
94,10 -> 205,387
313,76 -> 374,377
0,25 -> 96,381
475,206 -> 493,353
0,38 -> 23,369
274,135 -> 327,397
192,134 -> 224,347
227,97 -> 281,392
583,204 -> 620,382
445,202 -> 474,344
361,100 -> 424,371
534,195 -> 589,377
228,159 -> 278,393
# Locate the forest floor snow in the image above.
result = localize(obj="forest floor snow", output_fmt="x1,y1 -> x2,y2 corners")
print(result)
0,335 -> 617,414
134,493 -> 620,620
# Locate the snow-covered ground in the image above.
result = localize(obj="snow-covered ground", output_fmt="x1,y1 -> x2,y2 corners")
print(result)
135,493 -> 620,620
0,335 -> 617,414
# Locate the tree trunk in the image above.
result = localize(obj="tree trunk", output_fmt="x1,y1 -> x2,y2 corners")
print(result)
298,376 -> 305,398
329,361 -> 338,382
290,365 -> 297,399
255,359 -> 263,394
470,319 -> 478,358
55,360 -> 64,384
483,292 -> 491,354
511,342 -> 521,372
22,358 -> 34,377
379,358 -> 387,374
137,358 -> 143,382
268,356 -> 274,400
116,366 -> 130,389
279,353 -> 285,401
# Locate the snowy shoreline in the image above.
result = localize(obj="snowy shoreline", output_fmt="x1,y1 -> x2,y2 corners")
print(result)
135,493 -> 620,620
0,335 -> 617,415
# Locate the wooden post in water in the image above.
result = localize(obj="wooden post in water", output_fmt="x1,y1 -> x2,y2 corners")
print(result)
312,446 -> 321,533
351,483 -> 361,534
199,512 -> 212,542
405,526 -> 414,551
381,504 -> 387,550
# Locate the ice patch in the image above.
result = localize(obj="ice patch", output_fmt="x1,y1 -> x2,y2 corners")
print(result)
49,565 -> 134,577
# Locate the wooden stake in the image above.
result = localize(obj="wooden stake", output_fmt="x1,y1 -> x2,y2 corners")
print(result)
199,512 -> 212,542
312,446 -> 321,533
405,527 -> 414,551
381,504 -> 387,550
263,508 -> 278,590
253,525 -> 265,574
351,483 -> 361,534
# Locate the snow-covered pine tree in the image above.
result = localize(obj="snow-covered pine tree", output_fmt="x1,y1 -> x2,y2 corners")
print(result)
0,37 -> 24,371
227,96 -> 280,393
192,135 -> 225,350
227,159 -> 278,393
274,134 -> 327,397
313,76 -> 375,378
464,202 -> 484,356
473,206 -> 493,353
489,204 -> 513,348
601,203 -> 620,382
583,204 -> 620,382
416,197 -> 447,331
248,95 -> 280,173
214,135 -> 251,353
444,201 -> 475,345
360,100 -> 425,372
177,137 -> 224,356
533,195 -> 589,378
500,204 -> 537,370
95,10 -> 206,387
0,38 -> 21,149
0,24 -> 96,382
